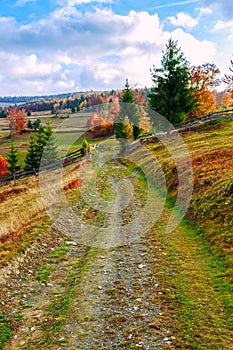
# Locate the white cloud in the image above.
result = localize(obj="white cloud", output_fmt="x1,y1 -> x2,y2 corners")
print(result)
168,12 -> 199,29
214,20 -> 233,31
170,28 -> 216,65
196,7 -> 212,16
201,0 -> 233,19
0,6 -> 226,95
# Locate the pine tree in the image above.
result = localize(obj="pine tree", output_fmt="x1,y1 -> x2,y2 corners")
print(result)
24,137 -> 38,171
7,142 -> 21,177
121,79 -> 134,103
116,79 -> 141,140
34,131 -> 47,167
27,119 -> 33,130
149,38 -> 195,126
24,124 -> 58,171
42,132 -> 59,166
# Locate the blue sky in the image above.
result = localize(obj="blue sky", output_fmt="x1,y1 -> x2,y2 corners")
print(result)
0,0 -> 232,95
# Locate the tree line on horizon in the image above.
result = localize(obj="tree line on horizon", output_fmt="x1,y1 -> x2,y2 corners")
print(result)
1,37 -> 233,178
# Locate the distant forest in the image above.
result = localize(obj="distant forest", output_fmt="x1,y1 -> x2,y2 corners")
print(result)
0,92 -> 84,104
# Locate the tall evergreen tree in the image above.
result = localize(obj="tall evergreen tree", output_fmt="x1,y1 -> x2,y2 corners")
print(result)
24,122 -> 58,171
42,132 -> 59,166
121,78 -> 135,103
24,137 -> 38,171
149,38 -> 195,126
116,79 -> 141,141
7,142 -> 21,177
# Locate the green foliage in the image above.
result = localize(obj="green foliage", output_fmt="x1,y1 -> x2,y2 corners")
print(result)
36,266 -> 55,283
116,79 -> 141,140
0,110 -> 7,118
32,118 -> 41,131
24,122 -> 58,170
27,119 -> 33,129
80,138 -> 90,155
24,137 -> 38,171
149,38 -> 195,125
0,314 -> 22,349
121,78 -> 135,103
6,142 -> 21,176
41,123 -> 59,166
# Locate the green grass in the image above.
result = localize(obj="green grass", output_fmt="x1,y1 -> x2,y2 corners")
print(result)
36,246 -> 96,347
142,118 -> 233,348
36,266 -> 56,283
146,118 -> 233,263
0,314 -> 23,349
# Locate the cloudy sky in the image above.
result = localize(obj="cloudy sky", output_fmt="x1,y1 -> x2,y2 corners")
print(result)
0,0 -> 232,95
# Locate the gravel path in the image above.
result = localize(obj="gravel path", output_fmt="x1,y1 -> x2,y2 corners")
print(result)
0,160 -> 175,349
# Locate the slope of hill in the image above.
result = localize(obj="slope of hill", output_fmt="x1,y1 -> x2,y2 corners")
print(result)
145,118 -> 233,262
0,118 -> 232,349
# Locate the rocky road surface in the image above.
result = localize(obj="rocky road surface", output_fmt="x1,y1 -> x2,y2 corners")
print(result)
0,160 -> 175,349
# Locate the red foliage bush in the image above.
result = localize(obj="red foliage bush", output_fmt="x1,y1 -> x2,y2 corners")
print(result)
0,156 -> 8,178
63,178 -> 82,190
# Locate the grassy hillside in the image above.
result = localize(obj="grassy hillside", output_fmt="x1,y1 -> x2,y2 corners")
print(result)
1,118 -> 232,269
0,118 -> 232,349
145,118 -> 233,268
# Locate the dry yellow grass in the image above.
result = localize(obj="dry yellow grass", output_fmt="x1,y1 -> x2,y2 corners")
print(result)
0,160 -> 83,265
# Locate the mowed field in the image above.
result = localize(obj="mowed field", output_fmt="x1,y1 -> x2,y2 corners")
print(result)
0,110 -> 95,164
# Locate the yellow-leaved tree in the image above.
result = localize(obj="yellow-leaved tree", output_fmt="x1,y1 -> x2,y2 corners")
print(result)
186,63 -> 220,120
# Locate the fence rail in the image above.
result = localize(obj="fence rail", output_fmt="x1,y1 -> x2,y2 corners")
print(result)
1,109 -> 233,186
0,148 -> 83,186
138,109 -> 233,140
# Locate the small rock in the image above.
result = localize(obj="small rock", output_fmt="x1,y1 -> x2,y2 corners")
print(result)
136,298 -> 142,302
66,241 -> 77,246
138,264 -> 144,269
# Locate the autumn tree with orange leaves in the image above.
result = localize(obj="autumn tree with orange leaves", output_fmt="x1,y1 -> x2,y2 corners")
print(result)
0,156 -> 8,178
7,108 -> 26,138
87,112 -> 114,137
186,63 -> 220,120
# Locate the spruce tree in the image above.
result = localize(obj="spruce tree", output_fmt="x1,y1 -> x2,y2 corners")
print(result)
121,79 -> 134,103
116,79 -> 141,140
42,132 -> 59,166
149,38 -> 195,126
24,137 -> 38,171
7,142 -> 21,177
24,123 -> 58,171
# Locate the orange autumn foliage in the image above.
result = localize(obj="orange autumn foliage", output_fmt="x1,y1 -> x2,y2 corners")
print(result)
87,113 -> 114,137
187,63 -> 220,120
0,156 -> 8,178
7,108 -> 26,133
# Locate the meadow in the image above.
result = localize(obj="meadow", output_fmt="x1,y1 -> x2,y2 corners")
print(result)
0,116 -> 232,349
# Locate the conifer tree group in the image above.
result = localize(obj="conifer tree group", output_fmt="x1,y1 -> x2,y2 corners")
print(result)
24,121 -> 58,171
